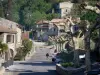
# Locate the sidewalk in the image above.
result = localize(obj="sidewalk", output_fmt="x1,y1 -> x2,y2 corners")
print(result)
4,41 -> 36,75
4,71 -> 13,75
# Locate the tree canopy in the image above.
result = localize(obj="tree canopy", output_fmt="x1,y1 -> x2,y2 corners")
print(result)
0,0 -> 60,30
0,0 -> 99,30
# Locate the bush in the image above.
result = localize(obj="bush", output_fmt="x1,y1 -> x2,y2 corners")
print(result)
14,39 -> 33,60
59,52 -> 74,62
22,39 -> 33,52
61,62 -> 81,68
61,62 -> 74,68
14,47 -> 24,60
0,41 -> 8,54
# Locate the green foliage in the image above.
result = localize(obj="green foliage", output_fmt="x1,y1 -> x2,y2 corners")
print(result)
80,10 -> 98,23
46,13 -> 60,20
22,39 -> 33,52
14,39 -> 33,60
61,62 -> 74,68
59,52 -> 74,62
0,0 -> 53,30
0,7 -> 3,17
14,47 -> 24,60
45,0 -> 66,3
61,62 -> 81,68
91,30 -> 99,42
0,41 -> 8,54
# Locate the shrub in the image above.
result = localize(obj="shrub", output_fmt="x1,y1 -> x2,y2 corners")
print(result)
61,62 -> 74,68
14,39 -> 33,60
0,41 -> 8,54
14,47 -> 24,60
61,62 -> 82,68
22,39 -> 33,52
59,52 -> 74,62
61,63 -> 69,68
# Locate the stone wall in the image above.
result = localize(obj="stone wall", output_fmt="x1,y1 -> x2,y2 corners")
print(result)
56,64 -> 85,75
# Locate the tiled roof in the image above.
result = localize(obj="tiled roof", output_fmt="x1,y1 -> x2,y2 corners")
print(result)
36,20 -> 49,25
50,19 -> 66,23
0,25 -> 17,33
0,18 -> 22,29
0,18 -> 17,28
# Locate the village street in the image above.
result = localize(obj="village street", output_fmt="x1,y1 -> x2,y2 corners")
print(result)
5,42 -> 58,75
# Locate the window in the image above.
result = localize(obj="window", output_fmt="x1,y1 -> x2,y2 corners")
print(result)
7,35 -> 11,43
12,35 -> 14,43
7,35 -> 14,43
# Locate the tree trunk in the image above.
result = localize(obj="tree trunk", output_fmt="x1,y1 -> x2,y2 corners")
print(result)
57,43 -> 59,52
60,43 -> 61,51
58,43 -> 60,52
72,37 -> 79,66
74,49 -> 79,66
98,29 -> 100,62
61,43 -> 63,51
85,33 -> 91,71
69,28 -> 79,66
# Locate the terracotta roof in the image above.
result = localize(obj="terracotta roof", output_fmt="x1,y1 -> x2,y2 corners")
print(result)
36,20 -> 49,25
50,19 -> 66,23
0,25 -> 17,34
0,18 -> 22,29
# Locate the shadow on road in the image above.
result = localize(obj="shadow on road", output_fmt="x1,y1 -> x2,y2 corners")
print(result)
19,61 -> 56,66
18,70 -> 59,75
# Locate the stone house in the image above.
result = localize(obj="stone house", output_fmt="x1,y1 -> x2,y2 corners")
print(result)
53,1 -> 73,18
36,19 -> 69,41
36,20 -> 49,41
49,19 -> 66,37
0,18 -> 22,67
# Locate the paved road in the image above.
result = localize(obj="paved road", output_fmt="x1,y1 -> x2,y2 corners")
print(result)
6,44 -> 58,75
